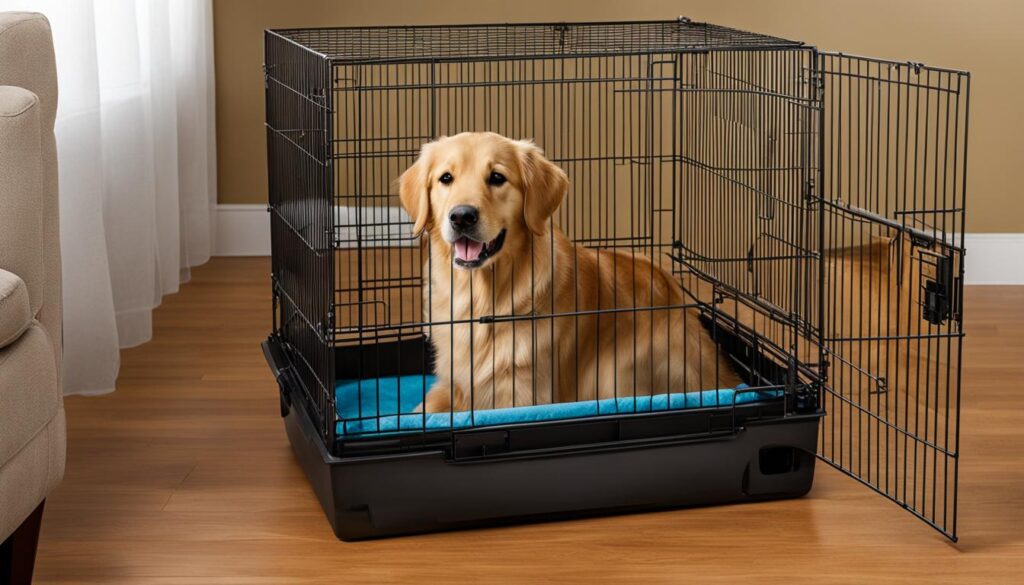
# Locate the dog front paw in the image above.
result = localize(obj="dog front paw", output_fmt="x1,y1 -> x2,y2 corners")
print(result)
415,386 -> 452,413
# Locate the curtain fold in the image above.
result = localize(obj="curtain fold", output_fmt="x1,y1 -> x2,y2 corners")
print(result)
0,0 -> 217,395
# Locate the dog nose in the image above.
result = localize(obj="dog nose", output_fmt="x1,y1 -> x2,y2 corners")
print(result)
448,205 -> 479,230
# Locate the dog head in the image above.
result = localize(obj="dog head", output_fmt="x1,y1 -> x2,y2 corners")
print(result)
398,132 -> 568,269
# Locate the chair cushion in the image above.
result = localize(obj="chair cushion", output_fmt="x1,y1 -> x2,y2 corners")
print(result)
0,400 -> 64,541
0,323 -> 59,467
0,268 -> 31,348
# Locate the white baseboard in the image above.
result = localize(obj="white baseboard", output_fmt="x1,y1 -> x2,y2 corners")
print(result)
335,205 -> 415,249
962,233 -> 1024,285
214,204 -> 414,257
214,205 -> 1024,285
215,204 -> 269,257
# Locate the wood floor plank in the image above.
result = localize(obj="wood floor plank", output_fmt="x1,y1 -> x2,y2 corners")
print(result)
32,257 -> 1024,584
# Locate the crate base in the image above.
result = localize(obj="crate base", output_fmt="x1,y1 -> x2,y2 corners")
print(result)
281,380 -> 821,541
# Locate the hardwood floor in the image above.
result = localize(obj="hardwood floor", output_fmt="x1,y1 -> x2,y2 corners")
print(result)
34,257 -> 1024,584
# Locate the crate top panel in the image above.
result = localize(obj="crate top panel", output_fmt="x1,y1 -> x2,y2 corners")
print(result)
269,19 -> 804,64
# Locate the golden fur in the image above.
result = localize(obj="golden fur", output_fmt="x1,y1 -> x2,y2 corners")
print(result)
399,132 -> 741,413
694,231 -> 955,414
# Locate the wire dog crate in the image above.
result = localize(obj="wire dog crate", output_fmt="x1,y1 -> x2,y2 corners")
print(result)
262,18 -> 969,541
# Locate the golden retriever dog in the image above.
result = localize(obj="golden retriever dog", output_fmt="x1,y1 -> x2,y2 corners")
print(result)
399,132 -> 741,413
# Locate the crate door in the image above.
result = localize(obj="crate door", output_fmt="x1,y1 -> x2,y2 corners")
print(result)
817,53 -> 969,541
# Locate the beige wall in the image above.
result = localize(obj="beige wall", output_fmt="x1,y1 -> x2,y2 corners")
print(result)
213,0 -> 1023,233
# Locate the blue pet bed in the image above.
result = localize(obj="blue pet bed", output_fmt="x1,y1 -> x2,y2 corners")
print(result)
336,375 -> 780,436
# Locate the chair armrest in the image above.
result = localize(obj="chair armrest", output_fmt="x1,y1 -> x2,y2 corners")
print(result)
0,268 -> 31,349
0,85 -> 44,319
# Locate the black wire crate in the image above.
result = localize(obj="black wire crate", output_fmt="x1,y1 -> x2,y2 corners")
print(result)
262,18 -> 969,541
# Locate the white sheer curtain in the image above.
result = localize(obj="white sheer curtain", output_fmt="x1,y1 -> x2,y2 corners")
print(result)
0,0 -> 217,395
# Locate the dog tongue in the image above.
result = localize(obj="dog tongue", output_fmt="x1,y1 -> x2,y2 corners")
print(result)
454,237 -> 484,262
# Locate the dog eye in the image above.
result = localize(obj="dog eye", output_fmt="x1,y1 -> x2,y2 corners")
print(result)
439,172 -> 453,185
487,171 -> 507,186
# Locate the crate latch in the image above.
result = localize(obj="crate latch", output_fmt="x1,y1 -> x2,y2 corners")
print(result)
923,254 -> 954,325
453,430 -> 510,460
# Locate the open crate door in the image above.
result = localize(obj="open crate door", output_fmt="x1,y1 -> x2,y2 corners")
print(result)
816,53 -> 969,541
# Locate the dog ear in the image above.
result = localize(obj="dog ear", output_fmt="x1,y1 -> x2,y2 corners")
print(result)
517,141 -> 569,236
398,143 -> 435,237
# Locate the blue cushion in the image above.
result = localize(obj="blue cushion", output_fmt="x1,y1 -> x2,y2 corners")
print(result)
336,375 -> 781,437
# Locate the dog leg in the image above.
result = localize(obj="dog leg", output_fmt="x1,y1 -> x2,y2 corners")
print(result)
415,383 -> 454,413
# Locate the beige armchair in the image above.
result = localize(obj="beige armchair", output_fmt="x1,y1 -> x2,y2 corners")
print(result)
0,12 -> 65,585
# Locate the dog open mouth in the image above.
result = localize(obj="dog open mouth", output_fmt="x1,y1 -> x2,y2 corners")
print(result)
452,229 -> 506,268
